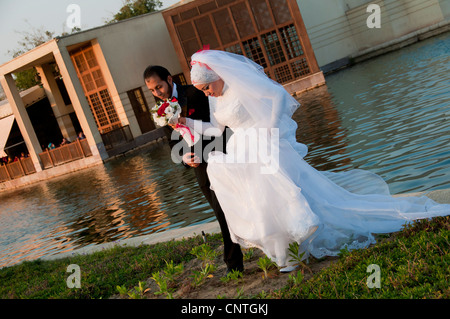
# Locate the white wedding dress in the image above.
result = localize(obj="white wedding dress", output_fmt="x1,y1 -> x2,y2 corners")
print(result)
186,84 -> 450,267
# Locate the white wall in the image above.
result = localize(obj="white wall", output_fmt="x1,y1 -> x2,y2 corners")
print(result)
58,12 -> 181,95
297,0 -> 448,71
439,0 -> 450,18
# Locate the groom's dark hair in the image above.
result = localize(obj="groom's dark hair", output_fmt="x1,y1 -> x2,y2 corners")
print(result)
143,65 -> 171,82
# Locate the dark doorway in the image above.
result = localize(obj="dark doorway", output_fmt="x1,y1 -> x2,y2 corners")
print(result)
127,87 -> 155,134
26,97 -> 64,149
3,120 -> 28,159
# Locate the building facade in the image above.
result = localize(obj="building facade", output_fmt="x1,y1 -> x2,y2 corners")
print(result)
1,0 -> 448,188
162,0 -> 324,93
298,0 -> 450,72
0,11 -> 181,184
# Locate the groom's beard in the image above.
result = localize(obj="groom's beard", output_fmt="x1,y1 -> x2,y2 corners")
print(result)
166,80 -> 173,98
154,81 -> 173,102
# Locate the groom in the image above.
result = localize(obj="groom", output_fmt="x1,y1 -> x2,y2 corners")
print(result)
143,65 -> 244,274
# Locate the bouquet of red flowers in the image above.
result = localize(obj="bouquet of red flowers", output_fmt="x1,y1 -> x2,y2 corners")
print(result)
151,97 -> 181,126
151,97 -> 199,146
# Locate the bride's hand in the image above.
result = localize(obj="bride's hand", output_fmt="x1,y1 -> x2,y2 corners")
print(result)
183,152 -> 200,168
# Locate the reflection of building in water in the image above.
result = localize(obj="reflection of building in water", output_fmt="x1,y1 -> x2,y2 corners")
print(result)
69,163 -> 170,244
105,155 -> 170,233
0,181 -> 76,267
28,164 -> 148,246
293,85 -> 352,171
108,151 -> 214,234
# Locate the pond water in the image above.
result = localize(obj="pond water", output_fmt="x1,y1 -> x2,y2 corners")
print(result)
1,32 -> 449,268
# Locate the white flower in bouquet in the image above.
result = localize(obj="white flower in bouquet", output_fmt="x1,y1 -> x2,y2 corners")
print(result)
151,97 -> 181,127
150,97 -> 199,147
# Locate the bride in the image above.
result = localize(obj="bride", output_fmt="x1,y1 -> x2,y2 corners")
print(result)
172,49 -> 450,272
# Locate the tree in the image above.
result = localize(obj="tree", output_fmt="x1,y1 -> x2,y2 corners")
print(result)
106,0 -> 163,23
60,26 -> 82,37
8,28 -> 55,57
7,26 -> 55,91
7,25 -> 81,91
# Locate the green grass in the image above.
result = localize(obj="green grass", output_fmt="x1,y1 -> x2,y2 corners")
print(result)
272,216 -> 449,299
0,216 -> 448,299
0,233 -> 222,299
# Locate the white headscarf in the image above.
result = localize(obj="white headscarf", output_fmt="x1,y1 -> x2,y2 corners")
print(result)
189,49 -> 307,157
190,60 -> 220,85
191,50 -> 307,156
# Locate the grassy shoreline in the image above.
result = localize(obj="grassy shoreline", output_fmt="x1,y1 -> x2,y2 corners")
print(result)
0,216 -> 448,299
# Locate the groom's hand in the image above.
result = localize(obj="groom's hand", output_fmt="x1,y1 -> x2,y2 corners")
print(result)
168,116 -> 186,129
168,115 -> 178,129
183,152 -> 200,168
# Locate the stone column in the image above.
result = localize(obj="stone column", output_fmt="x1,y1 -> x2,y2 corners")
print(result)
53,46 -> 109,160
36,63 -> 77,141
0,74 -> 43,172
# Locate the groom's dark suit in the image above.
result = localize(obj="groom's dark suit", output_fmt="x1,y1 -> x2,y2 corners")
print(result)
162,84 -> 244,271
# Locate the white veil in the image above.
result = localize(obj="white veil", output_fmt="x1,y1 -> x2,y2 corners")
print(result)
190,49 -> 307,157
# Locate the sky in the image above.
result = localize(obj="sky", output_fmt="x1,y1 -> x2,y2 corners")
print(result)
0,0 -> 180,65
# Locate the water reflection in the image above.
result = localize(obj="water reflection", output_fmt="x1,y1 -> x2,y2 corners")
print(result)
0,143 -> 215,267
1,32 -> 449,268
294,85 -> 352,171
321,32 -> 450,194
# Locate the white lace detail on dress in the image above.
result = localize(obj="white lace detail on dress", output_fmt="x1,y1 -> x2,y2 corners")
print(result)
213,90 -> 252,130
